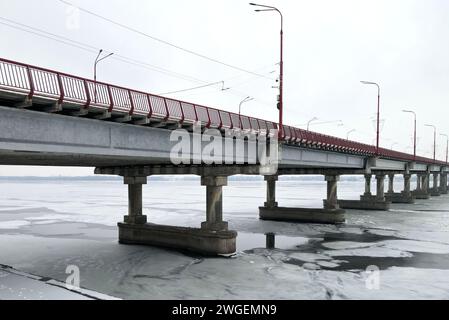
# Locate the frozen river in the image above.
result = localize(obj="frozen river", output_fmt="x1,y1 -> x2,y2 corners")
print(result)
0,177 -> 449,299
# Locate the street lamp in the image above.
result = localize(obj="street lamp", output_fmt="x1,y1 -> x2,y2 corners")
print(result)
347,129 -> 356,140
440,133 -> 448,163
250,3 -> 283,138
402,109 -> 417,160
313,120 -> 343,127
307,117 -> 319,131
239,96 -> 254,116
94,49 -> 114,103
425,124 -> 437,161
361,81 -> 380,155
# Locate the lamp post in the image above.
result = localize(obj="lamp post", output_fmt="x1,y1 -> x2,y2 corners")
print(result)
347,129 -> 356,140
307,117 -> 319,131
250,3 -> 283,138
361,81 -> 380,155
425,124 -> 437,161
94,49 -> 114,103
239,96 -> 254,128
440,133 -> 448,164
239,96 -> 254,116
402,110 -> 417,161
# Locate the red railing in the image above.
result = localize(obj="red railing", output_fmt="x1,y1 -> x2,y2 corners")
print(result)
0,57 -> 445,166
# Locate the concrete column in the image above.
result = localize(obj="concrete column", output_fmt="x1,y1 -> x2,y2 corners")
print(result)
388,174 -> 394,194
433,173 -> 439,189
363,174 -> 372,196
440,173 -> 448,194
431,173 -> 441,196
422,174 -> 429,193
201,176 -> 228,231
124,176 -> 148,225
376,174 -> 386,201
264,175 -> 278,208
416,174 -> 421,191
324,175 -> 340,210
403,174 -> 411,195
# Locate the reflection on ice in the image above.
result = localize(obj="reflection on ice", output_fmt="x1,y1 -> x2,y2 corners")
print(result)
237,232 -> 309,252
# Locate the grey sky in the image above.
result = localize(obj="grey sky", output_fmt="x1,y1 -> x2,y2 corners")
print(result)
1,0 -> 449,176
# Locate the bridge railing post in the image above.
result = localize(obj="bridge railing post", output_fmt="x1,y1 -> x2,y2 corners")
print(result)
123,176 -> 148,225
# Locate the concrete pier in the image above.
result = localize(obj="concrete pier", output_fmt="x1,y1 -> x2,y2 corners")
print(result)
123,177 -> 148,225
430,173 -> 441,197
339,174 -> 391,210
118,175 -> 237,255
413,173 -> 430,199
264,175 -> 278,208
440,173 -> 448,194
260,175 -> 345,224
201,176 -> 229,232
385,174 -> 415,204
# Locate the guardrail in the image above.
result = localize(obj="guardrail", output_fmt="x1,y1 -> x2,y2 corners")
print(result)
0,57 -> 445,165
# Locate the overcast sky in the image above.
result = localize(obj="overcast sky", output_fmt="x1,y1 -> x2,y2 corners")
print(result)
1,0 -> 449,176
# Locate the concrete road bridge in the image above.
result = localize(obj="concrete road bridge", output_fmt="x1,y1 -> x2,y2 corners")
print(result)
1,57 -> 447,254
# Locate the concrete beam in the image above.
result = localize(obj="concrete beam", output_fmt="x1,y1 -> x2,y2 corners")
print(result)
95,165 -> 263,177
368,157 -> 407,171
279,145 -> 365,169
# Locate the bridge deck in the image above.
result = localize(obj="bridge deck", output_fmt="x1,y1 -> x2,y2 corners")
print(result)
0,57 -> 445,168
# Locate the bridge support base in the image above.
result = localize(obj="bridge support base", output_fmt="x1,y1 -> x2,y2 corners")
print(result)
413,173 -> 430,199
118,175 -> 236,255
338,198 -> 390,210
259,175 -> 345,225
338,174 -> 390,211
259,207 -> 345,224
118,223 -> 237,256
385,192 -> 415,204
384,174 -> 415,203
412,190 -> 431,200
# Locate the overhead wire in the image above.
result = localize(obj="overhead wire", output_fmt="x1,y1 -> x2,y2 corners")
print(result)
57,0 -> 274,81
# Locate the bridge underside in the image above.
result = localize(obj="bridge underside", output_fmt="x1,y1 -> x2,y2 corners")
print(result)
1,105 -> 449,255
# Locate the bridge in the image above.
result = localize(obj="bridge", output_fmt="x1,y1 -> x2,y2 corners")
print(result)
0,57 -> 447,255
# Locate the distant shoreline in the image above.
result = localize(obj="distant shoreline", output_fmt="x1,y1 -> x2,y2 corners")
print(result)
0,175 -> 369,182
